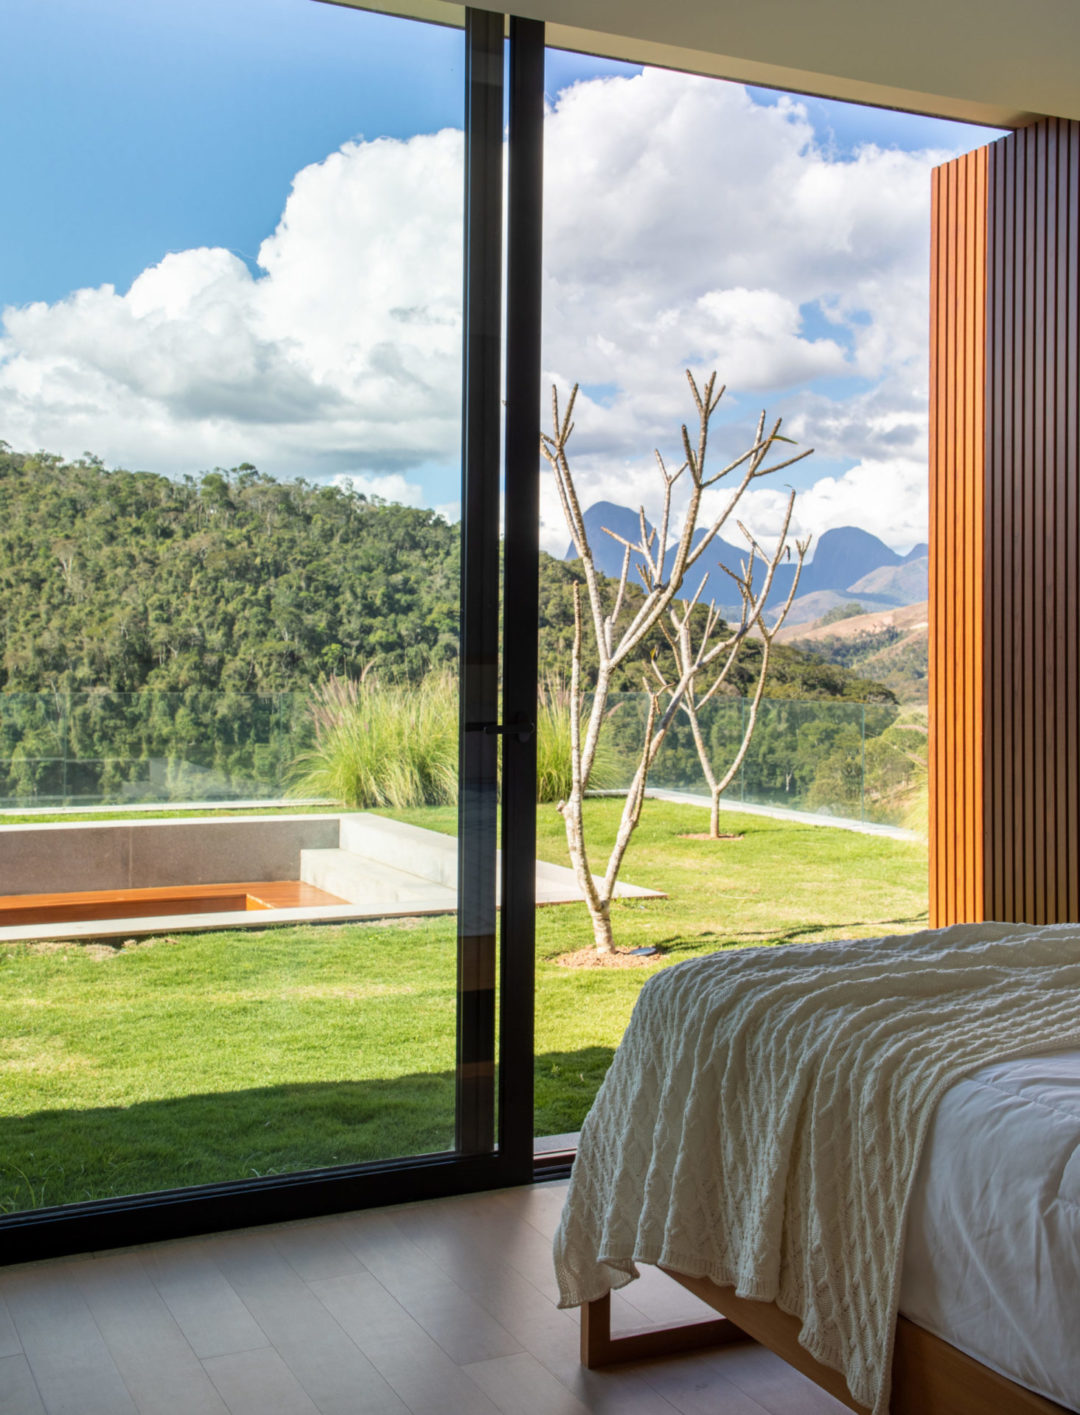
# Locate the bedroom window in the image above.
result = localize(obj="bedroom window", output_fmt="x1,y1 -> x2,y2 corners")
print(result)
0,0 -> 543,1259
531,47 -> 1004,1153
4,0 -> 1049,1259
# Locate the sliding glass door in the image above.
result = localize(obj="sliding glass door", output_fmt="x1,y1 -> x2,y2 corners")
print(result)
0,2 -> 544,1261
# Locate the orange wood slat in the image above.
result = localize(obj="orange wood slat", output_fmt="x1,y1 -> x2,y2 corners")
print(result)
991,133 -> 1009,922
988,132 -> 1008,922
1058,121 -> 1075,922
970,151 -> 986,923
1067,120 -> 1080,921
929,147 -> 987,926
928,166 -> 942,920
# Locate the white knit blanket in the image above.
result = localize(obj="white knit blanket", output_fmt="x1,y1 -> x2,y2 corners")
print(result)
553,922 -> 1080,1414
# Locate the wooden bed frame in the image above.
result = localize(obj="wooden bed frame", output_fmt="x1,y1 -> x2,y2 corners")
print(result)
581,1269 -> 1072,1414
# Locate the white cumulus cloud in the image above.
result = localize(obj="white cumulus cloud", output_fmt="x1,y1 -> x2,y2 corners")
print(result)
0,67 -> 976,556
536,70 -> 956,558
332,471 -> 426,505
0,129 -> 464,479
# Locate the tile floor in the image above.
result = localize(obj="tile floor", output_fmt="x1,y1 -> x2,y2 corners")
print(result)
0,1181 -> 848,1415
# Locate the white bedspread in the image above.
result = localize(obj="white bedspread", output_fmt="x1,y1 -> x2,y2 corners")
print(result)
553,923 -> 1080,1415
902,1048 -> 1080,1410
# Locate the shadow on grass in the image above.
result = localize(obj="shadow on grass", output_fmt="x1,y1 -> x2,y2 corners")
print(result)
0,1072 -> 455,1214
653,912 -> 930,956
750,913 -> 930,945
0,1047 -> 617,1215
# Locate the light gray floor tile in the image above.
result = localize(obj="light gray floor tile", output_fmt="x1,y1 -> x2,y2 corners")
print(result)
203,1349 -> 320,1415
271,1223 -> 366,1284
75,1255 -> 229,1415
0,1298 -> 20,1361
636,1350 -> 774,1415
2,1266 -> 137,1415
223,1244 -> 407,1415
0,1354 -> 46,1415
463,1352 -> 595,1415
702,1343 -> 850,1414
310,1270 -> 504,1415
334,1211 -> 520,1364
139,1246 -> 268,1360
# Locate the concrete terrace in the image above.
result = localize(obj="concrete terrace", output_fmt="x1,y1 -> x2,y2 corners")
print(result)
0,812 -> 662,944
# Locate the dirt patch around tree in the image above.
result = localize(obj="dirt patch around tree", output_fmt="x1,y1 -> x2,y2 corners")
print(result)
678,832 -> 744,841
554,946 -> 663,969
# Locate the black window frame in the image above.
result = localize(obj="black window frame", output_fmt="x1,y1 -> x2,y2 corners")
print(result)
0,5 -> 546,1266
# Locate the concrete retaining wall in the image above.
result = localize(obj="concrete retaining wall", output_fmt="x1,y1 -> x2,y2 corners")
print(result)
0,814 -> 341,896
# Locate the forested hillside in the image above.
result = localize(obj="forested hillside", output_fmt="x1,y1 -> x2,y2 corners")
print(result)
0,446 -> 893,703
0,447 -> 460,692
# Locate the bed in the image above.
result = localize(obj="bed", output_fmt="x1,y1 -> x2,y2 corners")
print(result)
553,922 -> 1080,1414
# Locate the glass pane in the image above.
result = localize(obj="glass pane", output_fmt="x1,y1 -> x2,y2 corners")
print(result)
0,0 -> 465,1213
532,52 -> 993,1144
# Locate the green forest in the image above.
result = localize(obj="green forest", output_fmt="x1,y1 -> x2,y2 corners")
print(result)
0,445 -> 908,811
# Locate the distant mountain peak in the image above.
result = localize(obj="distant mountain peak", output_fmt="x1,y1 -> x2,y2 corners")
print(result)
563,501 -> 655,563
809,526 -> 901,589
563,502 -> 926,613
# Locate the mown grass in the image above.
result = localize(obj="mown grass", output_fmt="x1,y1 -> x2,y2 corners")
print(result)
0,805 -> 340,826
0,799 -> 928,1211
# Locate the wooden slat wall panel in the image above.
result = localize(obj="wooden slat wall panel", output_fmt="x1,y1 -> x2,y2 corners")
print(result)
929,148 -> 987,926
984,119 -> 1080,924
931,119 -> 1080,927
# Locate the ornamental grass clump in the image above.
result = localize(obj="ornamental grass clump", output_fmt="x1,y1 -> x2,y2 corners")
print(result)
292,671 -> 457,808
535,678 -> 620,804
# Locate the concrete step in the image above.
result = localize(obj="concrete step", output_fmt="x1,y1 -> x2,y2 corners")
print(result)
339,813 -> 459,889
299,847 -> 456,911
325,813 -> 663,907
533,858 -> 659,904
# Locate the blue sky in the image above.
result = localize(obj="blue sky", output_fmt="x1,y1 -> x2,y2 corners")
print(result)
1,0 -> 999,311
2,0 -> 1003,551
1,0 -> 464,308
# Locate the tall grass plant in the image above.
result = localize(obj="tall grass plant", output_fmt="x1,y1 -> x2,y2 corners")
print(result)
535,678 -> 620,804
295,671 -> 629,810
291,672 -> 457,808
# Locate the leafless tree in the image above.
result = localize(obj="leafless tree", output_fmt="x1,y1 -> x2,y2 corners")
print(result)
541,370 -> 811,956
665,508 -> 808,840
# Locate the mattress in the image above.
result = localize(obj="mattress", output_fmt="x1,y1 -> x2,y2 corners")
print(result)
901,1048 -> 1080,1410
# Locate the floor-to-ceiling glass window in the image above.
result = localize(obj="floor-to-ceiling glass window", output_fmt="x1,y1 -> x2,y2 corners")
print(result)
531,47 -> 1004,1147
0,0 -> 541,1253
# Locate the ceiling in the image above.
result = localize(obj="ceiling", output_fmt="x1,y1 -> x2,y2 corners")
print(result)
324,0 -> 1079,128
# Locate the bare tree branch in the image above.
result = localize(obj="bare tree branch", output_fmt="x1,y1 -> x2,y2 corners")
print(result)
542,371 -> 811,953
673,497 -> 810,836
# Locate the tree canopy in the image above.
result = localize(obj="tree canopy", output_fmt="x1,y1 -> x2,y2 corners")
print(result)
0,446 -> 904,808
0,447 -> 459,693
0,445 -> 894,704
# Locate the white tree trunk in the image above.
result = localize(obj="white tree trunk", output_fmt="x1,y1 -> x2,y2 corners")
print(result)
541,373 -> 812,954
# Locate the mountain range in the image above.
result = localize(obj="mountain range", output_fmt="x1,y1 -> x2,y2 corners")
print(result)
564,500 -> 928,626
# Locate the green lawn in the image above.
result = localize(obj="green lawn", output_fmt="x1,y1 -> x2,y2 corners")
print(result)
0,804 -> 340,826
0,799 -> 927,1212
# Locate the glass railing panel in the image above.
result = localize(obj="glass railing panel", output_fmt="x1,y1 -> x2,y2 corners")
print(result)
0,689 -> 926,824
0,691 -> 313,807
595,692 -> 919,826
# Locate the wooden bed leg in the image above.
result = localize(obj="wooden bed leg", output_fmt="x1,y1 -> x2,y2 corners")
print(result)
581,1291 -> 753,1369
